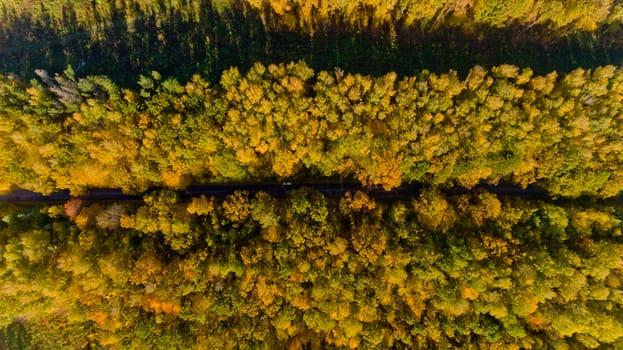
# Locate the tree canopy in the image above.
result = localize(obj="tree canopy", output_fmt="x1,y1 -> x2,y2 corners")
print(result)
2,2 -> 623,348
2,0 -> 623,86
1,190 -> 622,348
1,62 -> 623,197
4,0 -> 623,36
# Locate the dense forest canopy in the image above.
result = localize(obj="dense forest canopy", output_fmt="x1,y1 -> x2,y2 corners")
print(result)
1,62 -> 623,197
2,0 -> 623,85
1,190 -> 623,349
3,0 -> 623,349
4,0 -> 623,34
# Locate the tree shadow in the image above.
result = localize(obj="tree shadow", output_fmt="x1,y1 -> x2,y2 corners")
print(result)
1,0 -> 622,86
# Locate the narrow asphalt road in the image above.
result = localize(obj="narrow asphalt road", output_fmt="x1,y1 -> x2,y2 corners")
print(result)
0,183 -> 550,202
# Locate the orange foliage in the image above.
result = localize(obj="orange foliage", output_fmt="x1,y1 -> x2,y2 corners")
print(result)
460,285 -> 480,301
525,315 -> 545,329
64,198 -> 83,220
86,310 -> 108,327
143,295 -> 181,315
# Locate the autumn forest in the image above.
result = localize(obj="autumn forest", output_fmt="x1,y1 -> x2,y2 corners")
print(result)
2,0 -> 623,349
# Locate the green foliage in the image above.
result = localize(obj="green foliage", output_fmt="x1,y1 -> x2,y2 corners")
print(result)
3,62 -> 623,197
0,192 -> 622,348
3,2 -> 623,348
0,322 -> 31,350
5,0 -> 618,38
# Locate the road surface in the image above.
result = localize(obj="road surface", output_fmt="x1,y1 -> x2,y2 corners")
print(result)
0,183 -> 551,202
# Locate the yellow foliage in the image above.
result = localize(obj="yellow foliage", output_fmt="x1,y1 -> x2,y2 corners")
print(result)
282,76 -> 304,92
272,150 -> 299,177
438,298 -> 471,317
356,303 -> 379,323
326,301 -> 351,321
98,333 -> 121,347
525,315 -> 544,329
261,225 -> 281,243
272,313 -> 293,331
290,293 -> 312,311
341,191 -> 376,212
235,147 -> 259,165
244,84 -> 264,105
486,95 -> 504,110
130,250 -> 163,285
327,237 -> 349,256
385,267 -> 408,285
512,293 -> 539,318
481,235 -> 509,257
161,170 -> 188,189
73,213 -> 90,229
492,64 -> 520,79
413,189 -> 456,231
223,191 -> 250,223
460,285 -> 480,301
458,192 -> 502,225
255,276 -> 282,306
489,304 -> 508,319
347,337 -> 360,349
186,195 -> 215,215
143,295 -> 181,315
571,209 -> 615,234
0,179 -> 11,194
69,166 -> 110,188
403,293 -> 427,320
288,268 -> 305,284
351,226 -> 386,264
457,167 -> 493,188
342,318 -> 363,339
86,310 -> 108,327
368,153 -> 403,190
47,205 -> 65,218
